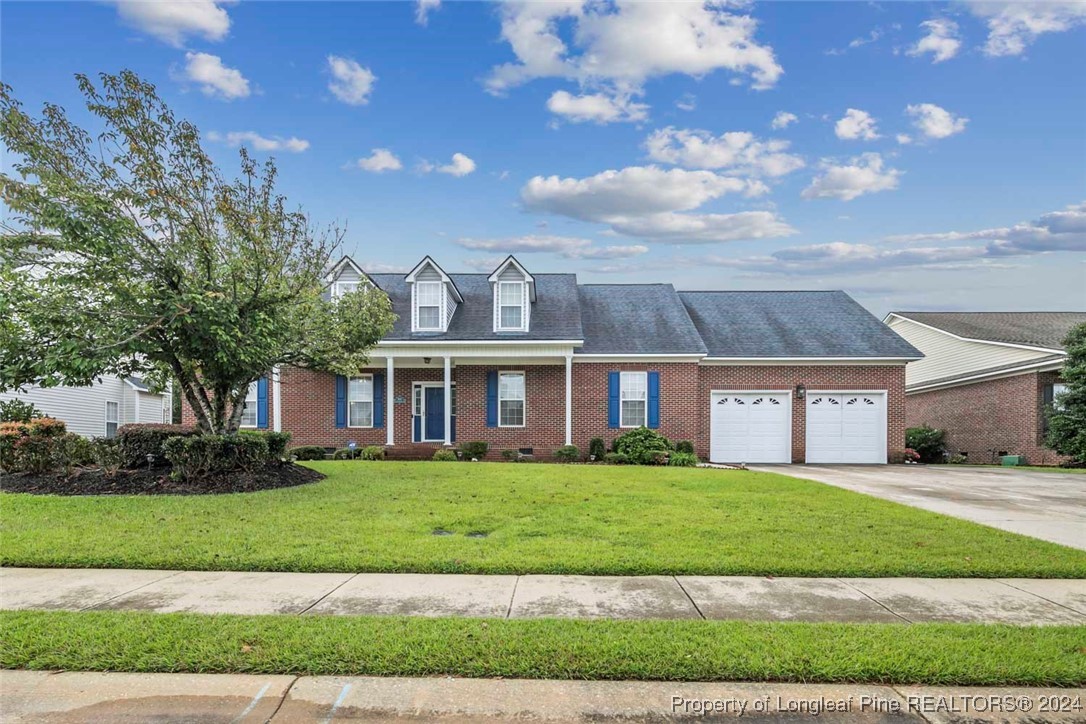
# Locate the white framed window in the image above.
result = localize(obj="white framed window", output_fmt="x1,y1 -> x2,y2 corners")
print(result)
105,401 -> 119,438
162,402 -> 170,424
620,371 -> 648,428
416,281 -> 442,330
334,281 -> 360,298
239,381 -> 258,428
348,375 -> 374,428
498,371 -> 525,427
498,281 -> 525,330
1052,383 -> 1069,411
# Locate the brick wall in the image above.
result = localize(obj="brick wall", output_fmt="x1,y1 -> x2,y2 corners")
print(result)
906,370 -> 1068,465
181,362 -> 908,463
697,365 -> 906,463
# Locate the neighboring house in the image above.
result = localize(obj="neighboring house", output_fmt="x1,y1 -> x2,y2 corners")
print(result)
884,311 -> 1086,465
185,255 -> 922,464
0,376 -> 172,438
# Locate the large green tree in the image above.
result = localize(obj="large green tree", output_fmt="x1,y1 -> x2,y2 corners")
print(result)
1,71 -> 395,434
1046,322 -> 1086,463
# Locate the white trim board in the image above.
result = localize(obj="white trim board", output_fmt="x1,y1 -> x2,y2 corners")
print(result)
906,358 -> 1065,394
883,313 -> 1066,355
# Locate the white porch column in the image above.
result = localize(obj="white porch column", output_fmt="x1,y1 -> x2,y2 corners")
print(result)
443,355 -> 452,447
272,365 -> 282,433
564,354 -> 573,446
385,357 -> 395,447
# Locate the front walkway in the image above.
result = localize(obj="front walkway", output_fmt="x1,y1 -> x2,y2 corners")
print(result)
3,567 -> 1084,625
752,464 -> 1086,550
5,670 -> 1085,723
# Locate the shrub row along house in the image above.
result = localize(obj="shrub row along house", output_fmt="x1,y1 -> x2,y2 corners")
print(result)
885,311 -> 1086,465
183,255 -> 923,464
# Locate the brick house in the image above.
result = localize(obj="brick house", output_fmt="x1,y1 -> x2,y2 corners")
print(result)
885,311 -> 1086,465
192,255 -> 923,464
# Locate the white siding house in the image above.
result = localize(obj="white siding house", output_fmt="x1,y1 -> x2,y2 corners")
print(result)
0,376 -> 171,438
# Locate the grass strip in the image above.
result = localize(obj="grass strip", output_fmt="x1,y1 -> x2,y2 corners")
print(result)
4,462 -> 1085,578
3,610 -> 1084,686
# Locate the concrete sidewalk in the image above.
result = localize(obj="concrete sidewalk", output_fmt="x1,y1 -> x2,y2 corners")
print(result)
4,670 -> 1085,723
3,567 -> 1084,625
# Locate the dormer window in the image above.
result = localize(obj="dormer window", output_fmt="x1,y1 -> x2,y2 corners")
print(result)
405,256 -> 462,333
498,281 -> 525,330
416,281 -> 443,330
333,281 -> 359,298
488,255 -> 535,333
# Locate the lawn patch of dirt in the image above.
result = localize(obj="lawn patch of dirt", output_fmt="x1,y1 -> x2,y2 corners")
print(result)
0,464 -> 324,496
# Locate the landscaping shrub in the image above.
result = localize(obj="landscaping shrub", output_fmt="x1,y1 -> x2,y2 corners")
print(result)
0,417 -> 67,474
162,434 -> 270,481
92,438 -> 124,478
241,431 -> 291,461
613,427 -> 672,462
554,444 -> 580,463
674,440 -> 695,455
948,453 -> 968,464
639,449 -> 670,465
500,449 -> 517,462
290,446 -> 327,461
332,448 -> 357,460
0,399 -> 42,423
360,445 -> 385,461
0,423 -> 23,471
432,450 -> 457,462
460,441 -> 489,460
56,433 -> 96,475
588,437 -> 606,461
603,452 -> 630,465
903,448 -> 921,463
905,425 -> 946,464
668,452 -> 699,467
117,424 -> 198,469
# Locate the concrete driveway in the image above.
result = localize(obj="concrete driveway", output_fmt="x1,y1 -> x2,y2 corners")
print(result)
750,465 -> 1086,550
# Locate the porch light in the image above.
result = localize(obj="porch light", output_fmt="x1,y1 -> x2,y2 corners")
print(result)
423,357 -> 432,364
795,384 -> 806,399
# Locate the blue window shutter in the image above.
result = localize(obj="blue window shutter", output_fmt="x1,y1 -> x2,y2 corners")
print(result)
413,414 -> 421,442
451,415 -> 457,443
256,377 -> 269,429
373,373 -> 384,428
607,371 -> 620,429
486,371 -> 498,428
647,371 -> 660,429
335,375 -> 347,428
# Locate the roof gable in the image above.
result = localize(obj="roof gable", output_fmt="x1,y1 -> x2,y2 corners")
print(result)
404,256 -> 463,302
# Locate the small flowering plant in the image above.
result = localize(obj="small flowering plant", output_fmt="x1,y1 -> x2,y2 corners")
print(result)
902,448 -> 921,463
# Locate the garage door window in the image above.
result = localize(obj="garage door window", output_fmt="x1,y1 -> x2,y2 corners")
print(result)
620,372 -> 647,427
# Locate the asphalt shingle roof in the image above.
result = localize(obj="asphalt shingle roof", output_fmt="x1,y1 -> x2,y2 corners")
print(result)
680,291 -> 923,358
577,285 -> 707,355
891,312 -> 1086,350
368,273 -> 584,341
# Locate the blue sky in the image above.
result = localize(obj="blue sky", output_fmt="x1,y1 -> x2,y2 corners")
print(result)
2,0 -> 1084,316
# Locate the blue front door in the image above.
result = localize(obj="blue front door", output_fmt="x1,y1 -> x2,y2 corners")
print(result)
425,387 -> 444,441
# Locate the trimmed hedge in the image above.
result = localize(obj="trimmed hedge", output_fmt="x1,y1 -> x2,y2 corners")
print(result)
241,430 -> 291,461
117,424 -> 198,469
289,446 -> 327,461
554,445 -> 580,463
162,434 -> 269,481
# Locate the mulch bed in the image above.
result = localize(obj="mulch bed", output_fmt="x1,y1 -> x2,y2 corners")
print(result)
0,464 -> 325,496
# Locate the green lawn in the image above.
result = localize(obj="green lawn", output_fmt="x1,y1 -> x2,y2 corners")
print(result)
1017,466 -> 1086,474
3,462 -> 1084,577
3,610 -> 1083,686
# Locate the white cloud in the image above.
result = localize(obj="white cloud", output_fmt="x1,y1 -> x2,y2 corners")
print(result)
356,148 -> 403,172
907,18 -> 962,63
906,103 -> 968,140
966,1 -> 1086,57
827,27 -> 884,56
771,111 -> 798,130
327,55 -> 376,106
644,127 -> 804,177
113,0 -> 231,46
896,134 -> 913,145
802,153 -> 902,201
415,0 -> 440,26
420,152 -> 476,177
486,1 -> 782,99
207,131 -> 308,153
834,109 -> 880,141
360,261 -> 411,274
546,90 -> 648,124
454,235 -> 648,259
520,165 -> 793,243
716,201 -> 1086,275
676,93 -> 697,112
176,52 -> 250,100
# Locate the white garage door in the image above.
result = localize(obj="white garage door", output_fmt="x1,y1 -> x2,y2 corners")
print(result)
805,393 -> 886,464
710,392 -> 791,463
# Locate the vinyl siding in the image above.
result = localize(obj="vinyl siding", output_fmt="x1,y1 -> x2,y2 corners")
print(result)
888,317 -> 1051,388
0,377 -> 128,437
